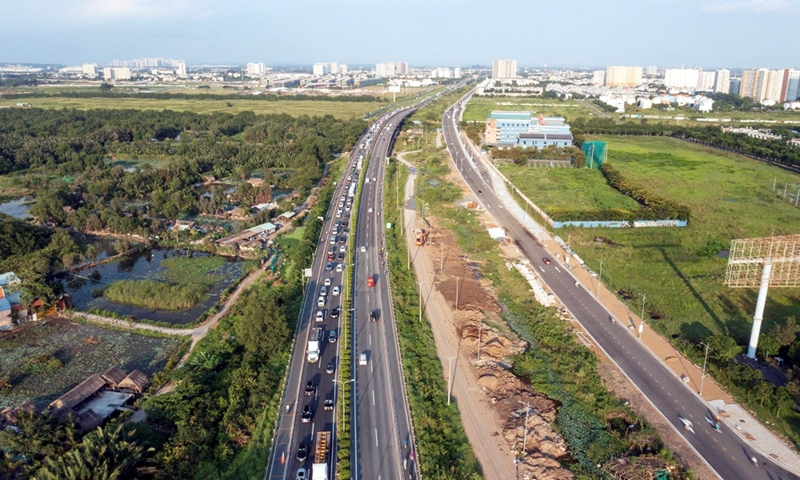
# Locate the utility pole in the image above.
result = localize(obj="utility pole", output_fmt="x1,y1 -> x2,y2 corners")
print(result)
447,355 -> 457,405
419,282 -> 423,323
596,259 -> 603,298
640,293 -> 647,326
699,341 -> 710,396
440,240 -> 444,274
517,400 -> 535,454
455,276 -> 460,310
477,322 -> 482,362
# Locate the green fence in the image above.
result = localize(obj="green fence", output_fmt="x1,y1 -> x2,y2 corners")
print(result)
582,141 -> 607,169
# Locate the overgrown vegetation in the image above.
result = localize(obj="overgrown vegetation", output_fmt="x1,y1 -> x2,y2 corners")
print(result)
103,279 -> 208,311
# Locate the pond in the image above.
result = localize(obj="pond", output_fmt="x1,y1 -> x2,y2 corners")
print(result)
0,197 -> 33,219
61,248 -> 245,326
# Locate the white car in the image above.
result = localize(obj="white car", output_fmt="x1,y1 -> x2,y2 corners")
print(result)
320,286 -> 327,296
324,278 -> 332,287
336,263 -> 344,273
296,468 -> 307,480
317,296 -> 325,307
339,245 -> 346,253
373,177 -> 376,182
359,352 -> 368,366
368,207 -> 373,213
316,311 -> 324,322
360,246 -> 367,252
365,178 -> 370,183
332,286 -> 340,296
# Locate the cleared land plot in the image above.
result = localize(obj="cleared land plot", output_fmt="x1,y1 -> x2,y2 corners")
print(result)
505,136 -> 800,343
499,165 -> 639,211
105,157 -> 173,169
463,96 -> 591,123
0,318 -> 184,409
0,97 -> 386,119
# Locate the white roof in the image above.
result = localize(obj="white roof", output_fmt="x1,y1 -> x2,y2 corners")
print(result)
488,228 -> 506,239
0,272 -> 20,286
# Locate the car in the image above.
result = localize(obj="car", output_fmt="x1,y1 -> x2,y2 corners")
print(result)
360,246 -> 367,252
327,246 -> 335,253
477,190 -> 482,195
339,245 -> 346,253
300,404 -> 312,423
329,330 -> 337,343
317,296 -> 325,307
542,257 -> 552,265
327,252 -> 334,261
370,310 -> 379,322
365,178 -> 370,183
336,263 -> 344,273
325,263 -> 333,271
346,205 -> 351,211
296,468 -> 307,480
320,286 -> 328,296
305,380 -> 316,396
339,236 -> 347,243
315,310 -> 324,322
332,286 -> 340,296
337,253 -> 344,260
324,278 -> 332,287
324,394 -> 334,410
367,276 -> 375,288
359,352 -> 368,366
368,207 -> 373,213
296,442 -> 308,461
372,177 -> 377,182
326,360 -> 335,374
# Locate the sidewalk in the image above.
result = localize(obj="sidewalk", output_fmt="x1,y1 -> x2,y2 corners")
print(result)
460,132 -> 800,476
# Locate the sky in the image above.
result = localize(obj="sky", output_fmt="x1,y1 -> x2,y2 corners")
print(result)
0,0 -> 797,69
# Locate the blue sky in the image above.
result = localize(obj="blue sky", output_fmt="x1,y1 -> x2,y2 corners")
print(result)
0,0 -> 797,68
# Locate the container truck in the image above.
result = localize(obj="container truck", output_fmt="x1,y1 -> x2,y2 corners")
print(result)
307,328 -> 322,363
312,431 -> 330,480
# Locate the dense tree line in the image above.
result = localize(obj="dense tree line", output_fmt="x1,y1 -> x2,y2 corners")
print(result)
491,145 -> 584,163
1,90 -> 382,103
573,117 -> 800,171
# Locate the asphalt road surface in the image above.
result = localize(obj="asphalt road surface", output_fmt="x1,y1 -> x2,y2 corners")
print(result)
442,93 -> 800,480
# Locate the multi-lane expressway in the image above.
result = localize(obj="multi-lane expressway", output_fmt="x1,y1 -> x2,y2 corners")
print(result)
442,93 -> 800,480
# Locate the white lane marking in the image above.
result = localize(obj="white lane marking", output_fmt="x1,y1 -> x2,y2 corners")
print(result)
370,361 -> 373,373
372,390 -> 375,406
369,334 -> 372,346
375,428 -> 379,447
554,267 -> 561,273
539,266 -> 545,273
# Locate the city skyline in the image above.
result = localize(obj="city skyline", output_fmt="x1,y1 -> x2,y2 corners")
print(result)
1,0 -> 798,67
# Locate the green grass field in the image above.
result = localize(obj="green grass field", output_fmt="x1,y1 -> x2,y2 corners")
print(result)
506,136 -> 800,344
462,96 -> 592,123
1,97 -> 386,119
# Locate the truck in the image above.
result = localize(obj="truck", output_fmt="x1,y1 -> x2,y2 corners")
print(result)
312,431 -> 330,480
307,328 -> 322,363
414,229 -> 429,247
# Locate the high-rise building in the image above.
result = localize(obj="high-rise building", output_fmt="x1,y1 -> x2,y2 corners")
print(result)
312,63 -> 330,76
605,66 -> 642,87
492,60 -> 517,79
646,66 -> 658,76
664,68 -> 701,89
338,64 -> 348,75
175,62 -> 186,77
714,69 -> 730,94
375,62 -> 406,78
246,63 -> 266,76
740,69 -> 760,99
82,63 -> 97,77
591,70 -> 605,86
103,67 -> 131,81
697,71 -> 716,91
729,78 -> 742,96
330,62 -> 339,74
397,62 -> 408,75
764,70 -> 785,103
784,70 -> 800,102
454,67 -> 462,78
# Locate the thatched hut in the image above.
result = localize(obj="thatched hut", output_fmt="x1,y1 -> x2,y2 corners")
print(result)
118,370 -> 149,394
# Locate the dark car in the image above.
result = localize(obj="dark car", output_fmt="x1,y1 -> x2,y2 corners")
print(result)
477,190 -> 482,195
325,263 -> 333,271
304,380 -> 315,396
370,310 -> 379,322
542,257 -> 552,265
330,307 -> 340,319
338,253 -> 345,260
328,330 -> 337,343
300,404 -> 312,423
324,394 -> 334,411
326,360 -> 335,374
296,442 -> 308,461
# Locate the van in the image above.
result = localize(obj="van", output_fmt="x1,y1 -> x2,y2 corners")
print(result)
359,352 -> 368,366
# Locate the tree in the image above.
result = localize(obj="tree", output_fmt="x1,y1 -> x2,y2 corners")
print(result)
0,411 -> 78,476
770,317 -> 799,348
234,290 -> 290,359
775,386 -> 796,418
34,423 -> 151,480
759,333 -> 781,362
752,379 -> 774,407
99,83 -> 113,91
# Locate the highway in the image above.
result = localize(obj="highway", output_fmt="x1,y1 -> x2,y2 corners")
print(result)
442,93 -> 800,480
353,107 -> 419,480
266,125 -> 372,480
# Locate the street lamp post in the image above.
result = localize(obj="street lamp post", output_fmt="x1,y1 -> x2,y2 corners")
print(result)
640,293 -> 647,332
447,355 -> 457,405
699,341 -> 710,396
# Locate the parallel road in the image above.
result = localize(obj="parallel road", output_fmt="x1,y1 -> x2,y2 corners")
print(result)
354,108 -> 419,480
442,95 -> 799,480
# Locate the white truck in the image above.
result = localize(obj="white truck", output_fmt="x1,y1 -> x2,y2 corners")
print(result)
312,431 -> 330,480
307,328 -> 322,363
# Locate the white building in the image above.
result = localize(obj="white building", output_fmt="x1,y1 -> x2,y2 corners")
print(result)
591,70 -> 605,86
492,59 -> 517,79
338,64 -> 348,75
714,69 -> 730,94
664,68 -> 700,89
637,97 -> 653,109
175,62 -> 186,77
431,67 -> 452,78
313,63 -> 330,76
375,62 -> 407,78
246,63 -> 266,76
693,96 -> 714,112
103,67 -> 131,81
646,65 -> 658,76
82,63 -> 97,77
605,66 -> 642,87
697,71 -> 716,91
454,67 -> 461,78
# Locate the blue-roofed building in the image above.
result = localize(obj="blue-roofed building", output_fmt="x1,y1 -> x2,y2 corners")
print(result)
484,111 -> 573,148
485,111 -> 532,145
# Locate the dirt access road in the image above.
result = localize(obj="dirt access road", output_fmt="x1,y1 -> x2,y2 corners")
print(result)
396,152 -> 572,480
